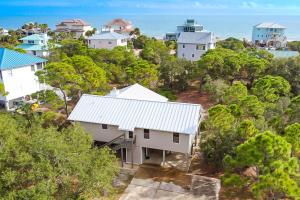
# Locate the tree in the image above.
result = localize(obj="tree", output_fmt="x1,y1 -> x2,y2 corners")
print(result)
223,81 -> 248,104
287,95 -> 300,124
159,56 -> 196,91
130,27 -> 141,36
200,105 -> 238,167
216,37 -> 245,51
60,39 -> 87,57
224,131 -> 300,199
85,28 -> 97,37
125,59 -> 158,88
284,123 -> 300,156
0,113 -> 118,199
36,62 -> 80,116
66,55 -> 109,97
288,41 -> 300,52
266,56 -> 300,95
252,75 -> 291,103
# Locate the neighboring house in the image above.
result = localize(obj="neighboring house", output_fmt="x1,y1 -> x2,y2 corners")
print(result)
68,88 -> 202,165
268,50 -> 299,59
55,19 -> 93,39
104,18 -> 133,35
177,32 -> 216,61
17,34 -> 56,57
0,28 -> 9,36
107,83 -> 168,102
252,22 -> 287,49
87,31 -> 128,50
165,19 -> 204,41
0,48 -> 47,110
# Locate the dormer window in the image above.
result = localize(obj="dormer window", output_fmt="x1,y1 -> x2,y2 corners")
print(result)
28,40 -> 34,44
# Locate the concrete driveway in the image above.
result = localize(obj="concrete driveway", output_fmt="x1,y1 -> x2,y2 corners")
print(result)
119,165 -> 220,200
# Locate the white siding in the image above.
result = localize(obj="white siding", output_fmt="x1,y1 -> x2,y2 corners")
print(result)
177,43 -> 214,61
0,64 -> 45,103
78,122 -> 193,164
88,39 -> 127,50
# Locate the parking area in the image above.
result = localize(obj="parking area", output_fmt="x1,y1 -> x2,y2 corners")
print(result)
119,164 -> 220,200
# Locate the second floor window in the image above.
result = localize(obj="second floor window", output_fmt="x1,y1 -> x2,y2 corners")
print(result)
173,133 -> 179,143
197,44 -> 206,50
183,44 -> 185,48
102,124 -> 108,129
31,65 -> 35,72
129,131 -> 133,139
144,129 -> 150,139
28,40 -> 34,44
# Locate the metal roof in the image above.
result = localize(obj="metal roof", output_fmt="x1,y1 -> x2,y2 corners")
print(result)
68,94 -> 202,135
0,48 -> 47,70
19,34 -> 51,41
88,32 -> 128,40
177,31 -> 215,44
17,44 -> 49,51
107,83 -> 168,102
268,50 -> 299,58
255,22 -> 286,29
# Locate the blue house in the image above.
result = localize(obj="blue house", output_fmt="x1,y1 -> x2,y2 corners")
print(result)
252,22 -> 287,49
17,34 -> 59,57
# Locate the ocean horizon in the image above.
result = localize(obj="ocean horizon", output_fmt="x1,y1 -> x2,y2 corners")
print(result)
1,14 -> 300,41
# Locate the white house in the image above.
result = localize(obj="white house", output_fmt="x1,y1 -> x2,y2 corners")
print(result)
0,28 -> 9,36
55,19 -> 93,39
177,32 -> 216,61
0,48 -> 47,109
87,32 -> 128,50
252,22 -> 287,49
17,34 -> 56,57
68,86 -> 202,166
165,19 -> 204,41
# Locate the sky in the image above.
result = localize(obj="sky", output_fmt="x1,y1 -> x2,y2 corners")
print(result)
1,0 -> 300,16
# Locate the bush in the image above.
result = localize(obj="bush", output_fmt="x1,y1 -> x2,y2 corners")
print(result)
157,89 -> 177,101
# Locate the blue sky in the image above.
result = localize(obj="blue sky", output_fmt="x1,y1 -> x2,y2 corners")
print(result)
1,0 -> 300,16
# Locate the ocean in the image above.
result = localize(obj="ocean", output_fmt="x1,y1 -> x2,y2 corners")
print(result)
0,14 -> 300,41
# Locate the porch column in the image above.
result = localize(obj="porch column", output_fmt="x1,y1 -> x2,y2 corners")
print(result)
162,150 -> 166,166
120,148 -> 124,167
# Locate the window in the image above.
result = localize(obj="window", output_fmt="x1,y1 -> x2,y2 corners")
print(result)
31,65 -> 35,72
144,129 -> 150,139
196,44 -> 206,51
28,40 -> 34,44
36,63 -> 43,70
192,54 -> 194,58
182,53 -> 185,57
108,41 -> 112,44
129,131 -> 133,139
32,51 -> 36,55
183,44 -> 185,48
173,133 -> 179,143
102,124 -> 108,129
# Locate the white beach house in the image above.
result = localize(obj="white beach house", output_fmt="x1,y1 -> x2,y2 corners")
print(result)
17,34 -> 55,57
165,19 -> 204,41
68,85 -> 202,165
0,48 -> 47,109
177,32 -> 216,61
252,22 -> 287,49
87,32 -> 128,50
55,19 -> 93,39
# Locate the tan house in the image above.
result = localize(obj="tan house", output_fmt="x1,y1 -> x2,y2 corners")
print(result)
68,85 -> 202,166
104,18 -> 133,35
55,19 -> 93,38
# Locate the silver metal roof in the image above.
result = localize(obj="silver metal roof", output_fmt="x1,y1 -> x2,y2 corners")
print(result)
177,31 -> 215,44
107,83 -> 168,102
255,22 -> 285,29
68,94 -> 202,135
